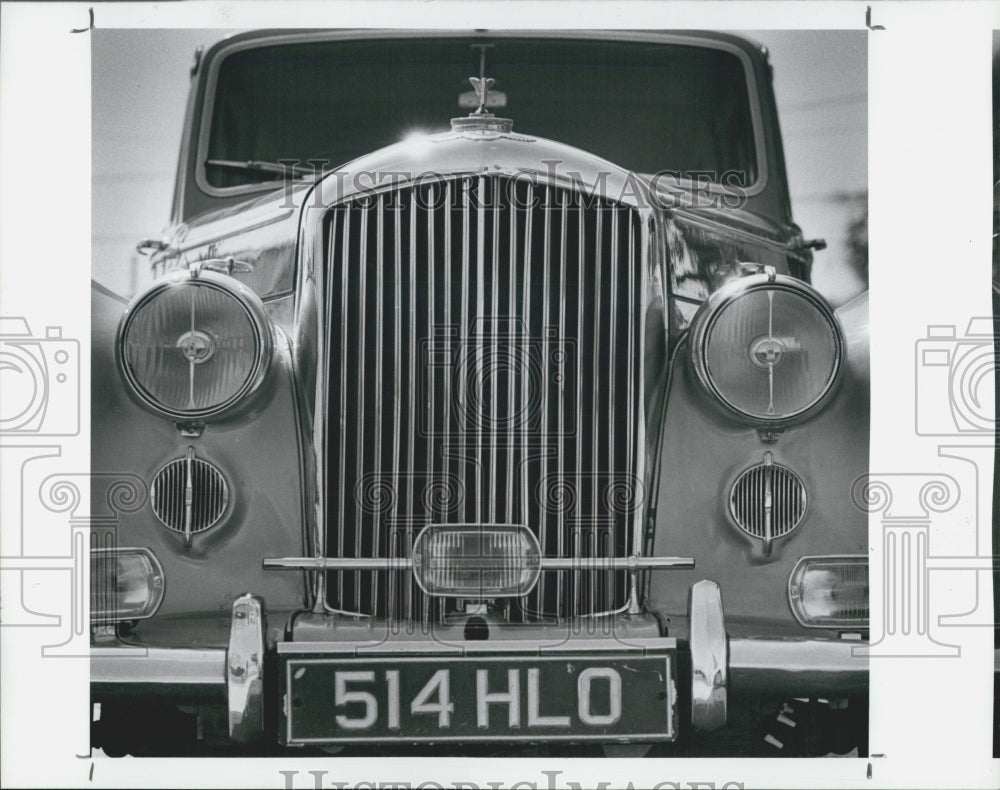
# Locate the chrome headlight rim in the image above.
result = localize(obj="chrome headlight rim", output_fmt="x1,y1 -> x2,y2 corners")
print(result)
689,272 -> 845,427
116,271 -> 273,421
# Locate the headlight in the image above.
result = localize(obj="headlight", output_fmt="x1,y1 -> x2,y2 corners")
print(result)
116,272 -> 272,420
689,270 -> 844,425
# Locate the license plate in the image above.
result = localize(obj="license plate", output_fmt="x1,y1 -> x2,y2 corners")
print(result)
282,653 -> 676,743
283,653 -> 675,744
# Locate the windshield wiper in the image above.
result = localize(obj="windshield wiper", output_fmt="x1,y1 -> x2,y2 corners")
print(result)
205,159 -> 322,179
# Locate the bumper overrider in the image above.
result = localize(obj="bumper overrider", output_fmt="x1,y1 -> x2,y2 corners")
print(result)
91,582 -> 869,746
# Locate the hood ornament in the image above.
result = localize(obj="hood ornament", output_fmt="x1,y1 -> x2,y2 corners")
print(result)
451,76 -> 514,135
469,76 -> 494,115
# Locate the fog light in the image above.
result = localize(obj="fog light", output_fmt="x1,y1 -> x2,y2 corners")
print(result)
91,548 -> 165,623
788,555 -> 868,628
412,525 -> 541,598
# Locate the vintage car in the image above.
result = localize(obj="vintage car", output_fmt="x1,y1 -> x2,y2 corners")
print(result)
90,29 -> 870,756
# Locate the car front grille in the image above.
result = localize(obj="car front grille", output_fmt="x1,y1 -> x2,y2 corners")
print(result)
323,175 -> 644,622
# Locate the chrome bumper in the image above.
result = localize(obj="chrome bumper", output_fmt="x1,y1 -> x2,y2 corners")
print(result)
90,646 -> 225,686
92,585 -> 871,742
687,579 -> 869,732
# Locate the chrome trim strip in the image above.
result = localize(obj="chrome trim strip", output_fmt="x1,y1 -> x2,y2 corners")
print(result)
573,192 -> 585,618
264,555 -> 693,571
442,181 -> 453,528
389,193 -> 404,623
608,206 -> 620,608
337,208 -> 350,603
626,212 -> 641,612
228,593 -> 266,742
506,183 -> 518,531
489,183 -> 500,526
556,188 -> 567,617
372,193 -> 386,609
278,636 -> 677,655
91,646 -> 225,685
459,178 -> 471,523
688,579 -> 727,731
405,190 -> 418,624
176,208 -> 297,256
534,182 -> 549,616
591,204 -> 603,615
183,446 -> 195,548
476,176 -> 486,524
728,637 -> 869,696
310,203 -> 329,612
354,204 -> 369,606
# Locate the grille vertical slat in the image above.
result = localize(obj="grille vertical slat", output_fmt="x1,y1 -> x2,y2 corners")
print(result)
372,194 -> 385,611
474,178 -> 485,524
442,182 -> 453,530
489,188 -> 501,526
506,188 -> 518,530
608,206 -> 620,614
459,181 -> 471,525
405,192 -> 418,625
555,190 -> 567,618
574,192 -> 585,618
355,205 -> 369,606
325,176 -> 641,620
591,205 -> 603,617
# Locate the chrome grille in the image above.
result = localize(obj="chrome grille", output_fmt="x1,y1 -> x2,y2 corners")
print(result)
729,454 -> 806,542
151,452 -> 229,535
324,176 -> 643,621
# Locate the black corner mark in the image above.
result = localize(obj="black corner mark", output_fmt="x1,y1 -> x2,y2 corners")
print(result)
866,6 -> 886,31
70,7 -> 94,34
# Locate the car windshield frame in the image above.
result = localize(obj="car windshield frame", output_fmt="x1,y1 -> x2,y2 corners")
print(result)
192,30 -> 770,205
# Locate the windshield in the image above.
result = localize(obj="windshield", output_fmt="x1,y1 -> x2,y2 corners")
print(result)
203,36 -> 759,191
